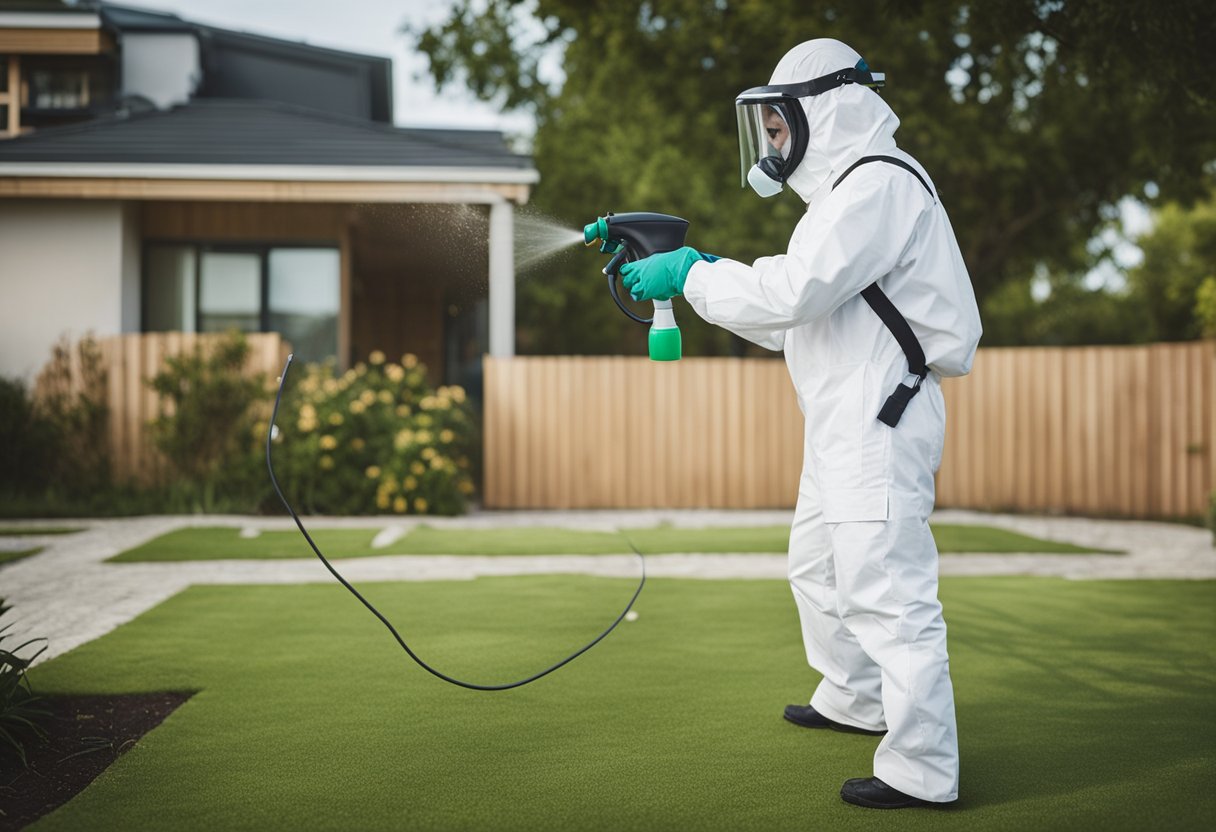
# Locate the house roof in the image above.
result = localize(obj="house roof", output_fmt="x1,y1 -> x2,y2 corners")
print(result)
0,98 -> 533,171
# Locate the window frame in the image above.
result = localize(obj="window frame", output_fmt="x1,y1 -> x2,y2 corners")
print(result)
142,239 -> 340,353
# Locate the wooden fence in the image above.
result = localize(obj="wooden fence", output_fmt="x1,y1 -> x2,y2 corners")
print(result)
483,342 -> 1215,519
36,332 -> 290,483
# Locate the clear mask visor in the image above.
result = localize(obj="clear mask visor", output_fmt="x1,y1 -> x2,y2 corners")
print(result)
735,100 -> 796,187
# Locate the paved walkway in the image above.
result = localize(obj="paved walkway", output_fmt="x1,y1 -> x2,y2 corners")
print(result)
1,510 -> 1211,665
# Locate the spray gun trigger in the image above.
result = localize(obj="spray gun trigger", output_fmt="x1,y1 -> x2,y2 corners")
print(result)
603,247 -> 629,276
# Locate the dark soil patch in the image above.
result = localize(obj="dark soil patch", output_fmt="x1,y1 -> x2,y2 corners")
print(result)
0,691 -> 192,831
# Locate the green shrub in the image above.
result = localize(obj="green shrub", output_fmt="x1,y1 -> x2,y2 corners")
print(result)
0,599 -> 49,768
1209,491 -> 1216,545
269,351 -> 477,515
0,377 -> 59,496
34,335 -> 111,494
147,331 -> 268,511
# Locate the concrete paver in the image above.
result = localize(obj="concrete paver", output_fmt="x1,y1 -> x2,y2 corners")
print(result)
0,510 -> 1211,666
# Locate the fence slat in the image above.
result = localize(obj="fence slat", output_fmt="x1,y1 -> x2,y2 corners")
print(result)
482,344 -> 1212,518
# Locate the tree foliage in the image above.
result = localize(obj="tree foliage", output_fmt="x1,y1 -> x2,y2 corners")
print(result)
411,0 -> 1216,352
1125,196 -> 1216,341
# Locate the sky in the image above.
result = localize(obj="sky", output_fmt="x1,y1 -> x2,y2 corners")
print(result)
108,0 -> 539,135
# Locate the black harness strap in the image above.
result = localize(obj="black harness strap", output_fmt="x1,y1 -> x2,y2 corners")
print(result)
832,155 -> 935,427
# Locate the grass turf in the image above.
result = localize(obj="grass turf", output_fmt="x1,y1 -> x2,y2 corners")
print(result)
109,523 -> 1115,562
0,526 -> 81,536
27,576 -> 1215,831
0,546 -> 42,565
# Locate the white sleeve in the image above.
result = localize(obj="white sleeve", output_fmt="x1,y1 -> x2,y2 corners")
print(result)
683,259 -> 785,352
682,171 -> 928,331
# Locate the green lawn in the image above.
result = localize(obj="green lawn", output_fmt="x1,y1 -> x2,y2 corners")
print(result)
0,546 -> 41,565
27,577 -> 1215,831
0,526 -> 82,536
109,523 -> 1116,562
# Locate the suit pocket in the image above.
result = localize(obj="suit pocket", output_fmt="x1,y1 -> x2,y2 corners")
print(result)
808,361 -> 890,524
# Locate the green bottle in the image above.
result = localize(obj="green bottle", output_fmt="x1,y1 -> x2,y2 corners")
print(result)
648,299 -> 682,361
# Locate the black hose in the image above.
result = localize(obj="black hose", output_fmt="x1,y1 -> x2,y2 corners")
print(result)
265,354 -> 646,691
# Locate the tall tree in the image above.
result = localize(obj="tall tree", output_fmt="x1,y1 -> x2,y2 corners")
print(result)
412,0 -> 1216,353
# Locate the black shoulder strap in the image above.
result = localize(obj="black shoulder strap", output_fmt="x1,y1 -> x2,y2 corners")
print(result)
832,155 -> 933,427
833,155 -> 935,200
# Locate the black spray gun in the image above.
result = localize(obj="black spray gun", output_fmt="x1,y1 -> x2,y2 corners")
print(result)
584,212 -> 689,361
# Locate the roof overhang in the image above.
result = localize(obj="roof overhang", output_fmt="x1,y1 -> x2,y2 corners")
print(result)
0,162 -> 539,204
0,12 -> 112,54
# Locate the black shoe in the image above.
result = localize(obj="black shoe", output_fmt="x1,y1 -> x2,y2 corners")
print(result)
782,704 -> 886,735
840,777 -> 951,809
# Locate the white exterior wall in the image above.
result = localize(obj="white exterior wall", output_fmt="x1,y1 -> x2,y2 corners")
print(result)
120,33 -> 200,109
0,200 -> 137,380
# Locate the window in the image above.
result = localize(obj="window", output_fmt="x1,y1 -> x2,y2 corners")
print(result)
199,251 -> 261,333
145,243 -> 341,363
144,246 -> 195,331
268,249 -> 340,364
29,67 -> 91,110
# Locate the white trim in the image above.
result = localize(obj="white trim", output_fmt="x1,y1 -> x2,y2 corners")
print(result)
0,162 -> 539,185
0,12 -> 101,29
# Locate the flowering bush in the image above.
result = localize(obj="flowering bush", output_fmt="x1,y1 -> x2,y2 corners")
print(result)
267,351 -> 477,515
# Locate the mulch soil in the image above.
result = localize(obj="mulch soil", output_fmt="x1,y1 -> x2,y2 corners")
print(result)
0,691 -> 192,831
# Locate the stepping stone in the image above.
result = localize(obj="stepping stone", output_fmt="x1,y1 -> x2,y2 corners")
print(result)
238,528 -> 262,539
372,526 -> 407,549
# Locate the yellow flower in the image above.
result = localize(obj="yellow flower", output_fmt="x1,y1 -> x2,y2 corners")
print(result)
323,379 -> 339,394
350,400 -> 366,415
297,418 -> 316,433
343,369 -> 357,383
328,412 -> 344,426
319,435 -> 337,450
403,476 -> 417,491
420,396 -> 435,410
459,480 -> 475,495
369,350 -> 386,365
359,390 -> 376,406
429,455 -> 445,470
394,429 -> 414,450
356,363 -> 368,376
382,476 -> 398,494
395,404 -> 412,418
413,498 -> 428,513
440,429 -> 454,444
376,493 -> 390,510
410,461 -> 426,476
416,414 -> 432,428
450,386 -> 466,403
377,390 -> 393,404
365,465 -> 381,479
319,455 -> 335,470
416,430 -> 432,444
393,496 -> 407,513
351,438 -> 365,451
300,404 -> 317,420
421,447 -> 436,461
385,364 -> 404,382
402,353 -> 418,369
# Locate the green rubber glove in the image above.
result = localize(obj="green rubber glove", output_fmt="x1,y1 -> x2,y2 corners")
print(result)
620,247 -> 716,302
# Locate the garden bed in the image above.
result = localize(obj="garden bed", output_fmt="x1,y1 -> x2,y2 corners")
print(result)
0,692 -> 191,831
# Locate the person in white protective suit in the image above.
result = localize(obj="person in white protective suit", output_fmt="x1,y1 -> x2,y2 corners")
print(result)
619,38 -> 983,809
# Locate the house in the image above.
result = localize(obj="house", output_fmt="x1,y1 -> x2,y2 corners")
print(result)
0,1 -> 536,398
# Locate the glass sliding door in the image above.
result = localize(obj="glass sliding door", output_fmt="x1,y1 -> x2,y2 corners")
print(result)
268,248 -> 340,363
198,250 -> 262,333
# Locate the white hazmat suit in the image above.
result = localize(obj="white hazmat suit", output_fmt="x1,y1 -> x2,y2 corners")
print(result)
682,39 -> 982,803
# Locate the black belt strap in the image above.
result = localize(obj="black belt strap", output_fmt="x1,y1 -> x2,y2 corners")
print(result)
832,155 -> 935,427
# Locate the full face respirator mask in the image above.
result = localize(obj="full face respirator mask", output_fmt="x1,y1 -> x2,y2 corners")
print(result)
735,58 -> 885,198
